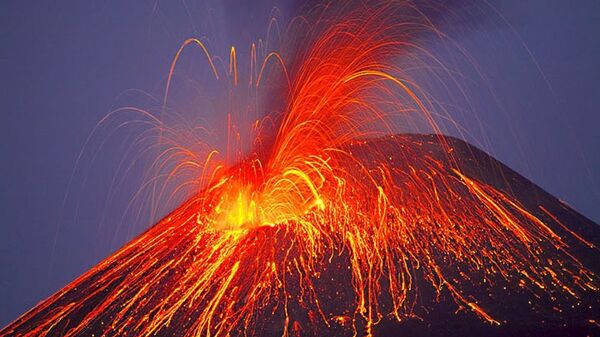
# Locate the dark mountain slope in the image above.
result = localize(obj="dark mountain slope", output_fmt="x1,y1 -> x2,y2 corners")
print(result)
2,134 -> 598,337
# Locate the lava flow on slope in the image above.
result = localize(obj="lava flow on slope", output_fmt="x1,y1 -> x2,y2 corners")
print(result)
2,1 -> 598,337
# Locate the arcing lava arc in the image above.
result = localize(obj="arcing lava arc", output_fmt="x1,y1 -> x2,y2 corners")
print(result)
2,2 -> 598,337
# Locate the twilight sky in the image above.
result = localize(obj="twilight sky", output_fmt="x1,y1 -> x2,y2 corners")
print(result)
1,0 -> 599,327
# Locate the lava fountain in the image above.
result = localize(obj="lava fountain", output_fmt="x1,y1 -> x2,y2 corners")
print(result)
2,2 -> 598,337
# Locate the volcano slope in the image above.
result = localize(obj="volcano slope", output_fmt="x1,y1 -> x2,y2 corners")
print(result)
2,134 -> 599,337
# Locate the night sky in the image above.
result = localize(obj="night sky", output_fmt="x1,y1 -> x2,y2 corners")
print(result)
1,0 -> 599,327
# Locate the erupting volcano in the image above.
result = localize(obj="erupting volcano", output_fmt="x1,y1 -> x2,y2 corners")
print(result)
2,2 -> 598,337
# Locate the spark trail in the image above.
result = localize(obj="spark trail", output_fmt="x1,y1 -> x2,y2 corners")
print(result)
2,2 -> 598,337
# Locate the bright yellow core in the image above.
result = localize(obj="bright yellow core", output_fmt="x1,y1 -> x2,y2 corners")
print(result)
210,168 -> 326,231
213,186 -> 261,230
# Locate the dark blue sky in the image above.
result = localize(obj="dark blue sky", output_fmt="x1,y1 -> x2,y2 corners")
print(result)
1,0 -> 599,327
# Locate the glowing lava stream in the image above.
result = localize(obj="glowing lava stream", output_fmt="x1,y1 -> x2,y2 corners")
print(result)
2,2 -> 597,337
